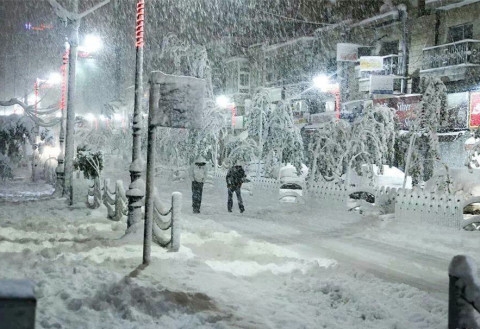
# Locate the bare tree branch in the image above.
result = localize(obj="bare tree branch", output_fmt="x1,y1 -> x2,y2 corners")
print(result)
0,98 -> 31,111
47,0 -> 76,22
78,0 -> 110,19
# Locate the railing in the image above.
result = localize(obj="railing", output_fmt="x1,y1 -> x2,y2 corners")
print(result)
448,255 -> 480,329
151,189 -> 181,251
422,39 -> 480,70
102,179 -> 127,221
93,178 -> 181,251
87,177 -> 102,209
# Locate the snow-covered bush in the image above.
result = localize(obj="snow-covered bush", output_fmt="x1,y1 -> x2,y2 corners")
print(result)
0,114 -> 35,165
0,154 -> 13,181
73,146 -> 103,180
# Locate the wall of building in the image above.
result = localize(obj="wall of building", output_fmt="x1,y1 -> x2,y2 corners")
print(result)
437,2 -> 480,44
408,13 -> 436,91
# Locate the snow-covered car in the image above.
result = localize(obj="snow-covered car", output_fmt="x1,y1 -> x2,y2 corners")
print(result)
277,164 -> 306,203
279,182 -> 303,203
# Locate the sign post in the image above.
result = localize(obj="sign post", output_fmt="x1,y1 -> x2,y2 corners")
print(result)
143,71 -> 205,264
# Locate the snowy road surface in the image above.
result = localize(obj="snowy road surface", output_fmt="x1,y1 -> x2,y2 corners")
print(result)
187,180 -> 452,297
0,175 -> 478,328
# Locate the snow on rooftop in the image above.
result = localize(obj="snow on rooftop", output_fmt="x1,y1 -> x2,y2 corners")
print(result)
437,0 -> 480,10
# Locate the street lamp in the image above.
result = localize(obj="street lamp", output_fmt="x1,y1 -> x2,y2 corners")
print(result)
216,95 -> 230,108
313,74 -> 341,119
48,0 -> 111,204
78,34 -> 103,58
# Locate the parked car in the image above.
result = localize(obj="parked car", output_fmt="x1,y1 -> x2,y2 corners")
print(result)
278,164 -> 307,203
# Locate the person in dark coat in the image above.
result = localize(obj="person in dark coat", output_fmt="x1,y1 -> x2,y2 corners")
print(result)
190,157 -> 208,213
226,163 -> 246,213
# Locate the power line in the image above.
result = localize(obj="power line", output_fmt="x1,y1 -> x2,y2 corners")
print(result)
257,9 -> 333,26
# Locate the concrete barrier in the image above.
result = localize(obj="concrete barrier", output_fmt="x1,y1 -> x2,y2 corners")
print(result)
0,279 -> 36,329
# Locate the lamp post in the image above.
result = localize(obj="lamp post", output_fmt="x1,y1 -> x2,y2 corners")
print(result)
48,0 -> 110,205
31,73 -> 62,182
126,0 -> 145,228
55,46 -> 69,196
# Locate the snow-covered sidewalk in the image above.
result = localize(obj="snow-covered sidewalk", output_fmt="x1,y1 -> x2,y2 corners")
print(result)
0,178 -> 55,202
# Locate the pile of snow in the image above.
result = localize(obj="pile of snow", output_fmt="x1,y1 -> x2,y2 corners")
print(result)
277,163 -> 308,184
426,167 -> 480,196
347,164 -> 412,189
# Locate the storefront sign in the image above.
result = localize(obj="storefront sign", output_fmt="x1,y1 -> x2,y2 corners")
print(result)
360,56 -> 384,71
373,94 -> 422,130
469,91 -> 480,128
446,92 -> 468,130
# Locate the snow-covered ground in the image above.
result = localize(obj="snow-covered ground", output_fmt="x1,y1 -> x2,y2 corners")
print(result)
0,173 -> 479,328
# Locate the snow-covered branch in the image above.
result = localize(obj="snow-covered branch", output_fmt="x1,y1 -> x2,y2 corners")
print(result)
0,98 -> 30,111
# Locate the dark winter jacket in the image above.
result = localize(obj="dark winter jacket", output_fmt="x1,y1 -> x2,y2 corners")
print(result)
226,165 -> 246,189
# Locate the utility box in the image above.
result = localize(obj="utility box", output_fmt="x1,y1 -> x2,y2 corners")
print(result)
0,280 -> 36,329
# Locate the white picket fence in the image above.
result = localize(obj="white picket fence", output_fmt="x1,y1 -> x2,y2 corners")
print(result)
394,188 -> 464,229
166,167 -> 479,230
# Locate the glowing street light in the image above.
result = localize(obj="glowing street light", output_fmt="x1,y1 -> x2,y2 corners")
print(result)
82,34 -> 102,52
216,95 -> 231,108
312,74 -> 331,92
313,74 -> 341,119
78,34 -> 103,58
48,72 -> 62,85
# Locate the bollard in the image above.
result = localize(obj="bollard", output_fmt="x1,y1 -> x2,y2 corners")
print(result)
448,255 -> 480,329
0,279 -> 36,329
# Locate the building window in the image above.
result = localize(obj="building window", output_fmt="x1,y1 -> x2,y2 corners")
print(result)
265,57 -> 276,84
447,23 -> 473,42
379,41 -> 398,56
239,67 -> 250,94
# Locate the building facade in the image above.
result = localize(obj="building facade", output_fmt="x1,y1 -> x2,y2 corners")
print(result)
223,0 -> 480,132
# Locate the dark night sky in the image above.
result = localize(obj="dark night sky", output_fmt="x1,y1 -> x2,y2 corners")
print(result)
0,0 -> 388,109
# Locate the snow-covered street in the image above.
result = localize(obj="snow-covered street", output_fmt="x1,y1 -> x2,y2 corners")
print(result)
1,175 -> 478,328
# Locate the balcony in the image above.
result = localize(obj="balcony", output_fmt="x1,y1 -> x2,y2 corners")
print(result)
357,55 -> 404,93
420,39 -> 480,81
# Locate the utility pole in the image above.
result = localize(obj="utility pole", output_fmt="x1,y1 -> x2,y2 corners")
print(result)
64,0 -> 79,204
55,46 -> 69,197
48,0 -> 110,204
126,0 -> 145,228
399,4 -> 408,94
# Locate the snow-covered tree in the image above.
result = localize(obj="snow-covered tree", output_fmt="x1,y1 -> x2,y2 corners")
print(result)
307,104 -> 396,183
349,104 -> 396,175
402,77 -> 445,185
307,118 -> 349,182
247,90 -> 272,145
263,100 -> 304,174
223,135 -> 258,168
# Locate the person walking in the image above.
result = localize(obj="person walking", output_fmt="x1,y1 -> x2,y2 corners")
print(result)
226,163 -> 246,213
191,156 -> 208,213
